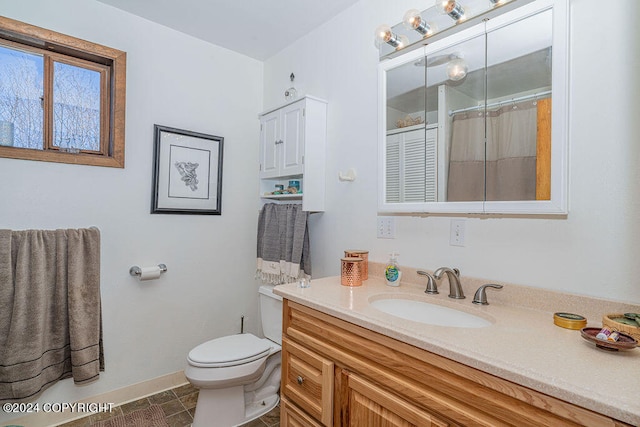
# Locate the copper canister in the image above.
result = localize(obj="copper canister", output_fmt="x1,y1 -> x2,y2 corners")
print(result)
345,250 -> 369,280
341,257 -> 363,287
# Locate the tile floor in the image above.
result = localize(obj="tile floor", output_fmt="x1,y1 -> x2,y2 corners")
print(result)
57,384 -> 280,427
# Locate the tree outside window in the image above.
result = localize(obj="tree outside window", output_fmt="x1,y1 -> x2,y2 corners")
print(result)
0,16 -> 126,167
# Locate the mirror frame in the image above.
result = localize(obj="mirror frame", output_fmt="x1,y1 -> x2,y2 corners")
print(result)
377,0 -> 569,215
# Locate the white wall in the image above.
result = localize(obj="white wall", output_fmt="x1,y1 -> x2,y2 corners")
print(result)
0,0 -> 263,420
264,0 -> 640,304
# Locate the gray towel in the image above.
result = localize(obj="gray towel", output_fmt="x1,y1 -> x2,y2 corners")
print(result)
0,228 -> 103,401
256,203 -> 310,284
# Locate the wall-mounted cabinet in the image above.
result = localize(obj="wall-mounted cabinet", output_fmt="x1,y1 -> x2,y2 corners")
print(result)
378,0 -> 569,215
259,96 -> 327,212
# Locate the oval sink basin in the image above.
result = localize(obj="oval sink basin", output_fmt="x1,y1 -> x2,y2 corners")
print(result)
370,298 -> 492,328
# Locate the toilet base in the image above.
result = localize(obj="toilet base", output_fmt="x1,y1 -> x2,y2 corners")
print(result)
191,386 -> 280,427
241,393 -> 279,426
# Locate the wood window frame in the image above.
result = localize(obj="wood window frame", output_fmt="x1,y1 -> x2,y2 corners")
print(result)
0,16 -> 126,168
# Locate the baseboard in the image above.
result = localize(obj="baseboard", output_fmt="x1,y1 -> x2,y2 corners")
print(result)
5,371 -> 188,427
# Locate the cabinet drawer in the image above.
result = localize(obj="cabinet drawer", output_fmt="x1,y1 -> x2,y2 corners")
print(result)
281,396 -> 324,427
282,337 -> 334,426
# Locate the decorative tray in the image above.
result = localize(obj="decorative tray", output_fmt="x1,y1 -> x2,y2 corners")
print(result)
580,327 -> 638,351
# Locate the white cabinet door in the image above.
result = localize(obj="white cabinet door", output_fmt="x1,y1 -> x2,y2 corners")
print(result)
259,100 -> 304,178
280,101 -> 305,177
260,110 -> 280,178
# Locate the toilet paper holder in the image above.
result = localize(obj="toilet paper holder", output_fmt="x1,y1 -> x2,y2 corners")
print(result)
129,264 -> 167,277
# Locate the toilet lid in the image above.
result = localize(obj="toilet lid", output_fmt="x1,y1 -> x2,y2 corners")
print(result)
187,334 -> 271,368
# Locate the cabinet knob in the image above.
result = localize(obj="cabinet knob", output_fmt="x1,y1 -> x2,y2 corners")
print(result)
297,376 -> 304,385
275,139 -> 284,145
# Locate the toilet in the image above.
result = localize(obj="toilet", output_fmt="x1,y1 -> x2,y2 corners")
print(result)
185,285 -> 282,427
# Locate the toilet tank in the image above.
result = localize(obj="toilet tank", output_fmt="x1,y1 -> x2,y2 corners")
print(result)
259,285 -> 283,345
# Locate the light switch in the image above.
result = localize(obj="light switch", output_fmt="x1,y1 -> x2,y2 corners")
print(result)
450,219 -> 465,246
377,217 -> 396,239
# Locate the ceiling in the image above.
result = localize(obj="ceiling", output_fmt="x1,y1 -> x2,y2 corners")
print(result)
96,0 -> 360,61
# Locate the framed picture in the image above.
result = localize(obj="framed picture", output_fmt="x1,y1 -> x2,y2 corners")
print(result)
151,125 -> 223,215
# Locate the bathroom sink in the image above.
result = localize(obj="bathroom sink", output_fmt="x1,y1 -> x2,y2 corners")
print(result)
370,298 -> 492,328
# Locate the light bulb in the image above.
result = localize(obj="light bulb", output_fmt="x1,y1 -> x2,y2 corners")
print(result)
435,0 -> 465,21
403,9 -> 432,36
396,34 -> 409,49
447,57 -> 468,81
374,24 -> 409,50
374,24 -> 393,47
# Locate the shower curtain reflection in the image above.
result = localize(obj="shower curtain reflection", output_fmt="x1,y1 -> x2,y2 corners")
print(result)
447,98 -> 548,202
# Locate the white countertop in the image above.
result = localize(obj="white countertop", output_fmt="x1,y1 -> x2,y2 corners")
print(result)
274,274 -> 640,425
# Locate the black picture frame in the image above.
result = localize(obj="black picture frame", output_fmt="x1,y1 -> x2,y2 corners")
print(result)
151,125 -> 223,215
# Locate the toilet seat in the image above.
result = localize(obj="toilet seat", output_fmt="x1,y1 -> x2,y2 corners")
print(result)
187,334 -> 271,368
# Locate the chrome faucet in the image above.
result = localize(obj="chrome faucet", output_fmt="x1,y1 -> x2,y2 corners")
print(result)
433,267 -> 465,299
417,270 -> 438,294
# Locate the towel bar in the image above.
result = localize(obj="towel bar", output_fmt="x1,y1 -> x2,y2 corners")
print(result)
129,264 -> 167,277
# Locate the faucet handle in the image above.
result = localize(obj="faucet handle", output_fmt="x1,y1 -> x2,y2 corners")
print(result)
417,270 -> 438,294
472,284 -> 503,305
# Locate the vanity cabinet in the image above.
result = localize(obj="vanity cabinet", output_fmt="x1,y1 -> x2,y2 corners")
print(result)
281,299 -> 631,427
258,96 -> 327,212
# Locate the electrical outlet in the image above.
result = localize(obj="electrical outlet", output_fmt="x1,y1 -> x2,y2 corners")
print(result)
377,216 -> 396,239
450,219 -> 465,246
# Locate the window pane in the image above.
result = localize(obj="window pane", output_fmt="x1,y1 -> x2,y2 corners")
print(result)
53,61 -> 101,151
0,45 -> 44,149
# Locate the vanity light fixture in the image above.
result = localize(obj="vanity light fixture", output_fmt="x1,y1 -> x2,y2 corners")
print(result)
403,9 -> 433,36
374,24 -> 409,49
435,0 -> 466,21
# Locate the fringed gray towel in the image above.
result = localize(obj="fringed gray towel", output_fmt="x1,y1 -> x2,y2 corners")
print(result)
256,203 -> 311,284
0,228 -> 103,401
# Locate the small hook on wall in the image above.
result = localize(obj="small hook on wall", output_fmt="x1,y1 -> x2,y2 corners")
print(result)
338,168 -> 357,182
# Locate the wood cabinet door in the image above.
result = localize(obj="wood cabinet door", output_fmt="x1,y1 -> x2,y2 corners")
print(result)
346,372 -> 450,427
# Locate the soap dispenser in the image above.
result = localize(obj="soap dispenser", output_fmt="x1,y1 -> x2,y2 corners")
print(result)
385,252 -> 402,287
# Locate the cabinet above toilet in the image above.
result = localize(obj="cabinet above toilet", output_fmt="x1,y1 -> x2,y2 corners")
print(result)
258,96 -> 327,212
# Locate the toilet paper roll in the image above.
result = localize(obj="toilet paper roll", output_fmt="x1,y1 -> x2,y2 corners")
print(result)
139,266 -> 162,281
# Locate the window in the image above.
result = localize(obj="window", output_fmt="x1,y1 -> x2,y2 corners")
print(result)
0,16 -> 126,167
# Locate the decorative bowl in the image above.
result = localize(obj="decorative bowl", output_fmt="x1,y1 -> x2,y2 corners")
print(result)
580,327 -> 637,352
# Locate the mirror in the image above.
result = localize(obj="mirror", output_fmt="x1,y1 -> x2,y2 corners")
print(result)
378,0 -> 568,214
